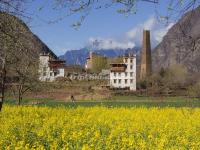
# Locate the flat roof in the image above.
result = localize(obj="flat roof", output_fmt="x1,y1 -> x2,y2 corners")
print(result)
49,60 -> 65,63
110,63 -> 126,65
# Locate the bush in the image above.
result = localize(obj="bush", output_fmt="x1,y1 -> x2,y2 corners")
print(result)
187,81 -> 200,98
144,65 -> 189,96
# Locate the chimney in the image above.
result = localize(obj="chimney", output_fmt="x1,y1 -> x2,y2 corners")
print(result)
140,30 -> 152,80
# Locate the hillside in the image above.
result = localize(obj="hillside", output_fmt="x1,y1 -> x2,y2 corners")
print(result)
152,6 -> 200,72
0,12 -> 57,59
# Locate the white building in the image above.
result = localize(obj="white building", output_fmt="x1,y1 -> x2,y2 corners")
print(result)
110,54 -> 136,91
39,53 -> 65,82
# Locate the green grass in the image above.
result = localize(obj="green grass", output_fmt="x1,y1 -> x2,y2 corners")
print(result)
4,95 -> 200,108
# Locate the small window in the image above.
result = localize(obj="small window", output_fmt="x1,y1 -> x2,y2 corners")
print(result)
114,72 -> 116,77
130,65 -> 133,69
125,72 -> 128,77
118,79 -> 121,84
125,79 -> 128,84
130,72 -> 133,77
114,79 -> 117,84
118,73 -> 121,77
130,59 -> 133,63
130,79 -> 133,83
125,58 -> 128,63
43,67 -> 47,72
43,72 -> 46,76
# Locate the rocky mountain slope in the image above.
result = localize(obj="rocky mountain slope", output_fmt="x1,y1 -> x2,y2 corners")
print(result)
152,6 -> 200,72
0,12 -> 57,59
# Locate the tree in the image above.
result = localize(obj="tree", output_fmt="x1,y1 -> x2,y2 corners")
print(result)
0,0 -> 27,17
91,54 -> 107,73
2,0 -> 198,26
147,64 -> 188,96
0,57 -> 6,111
0,0 -> 28,111
11,47 -> 39,105
0,12 -> 39,109
52,0 -> 199,27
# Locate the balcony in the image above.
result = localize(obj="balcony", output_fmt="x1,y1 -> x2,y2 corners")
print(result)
110,63 -> 127,72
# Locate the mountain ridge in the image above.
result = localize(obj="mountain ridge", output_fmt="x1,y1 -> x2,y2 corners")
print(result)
152,6 -> 200,72
59,47 -> 140,66
0,12 -> 58,59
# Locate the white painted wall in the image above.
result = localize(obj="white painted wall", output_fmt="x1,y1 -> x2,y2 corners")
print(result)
39,55 -> 65,82
110,55 -> 136,91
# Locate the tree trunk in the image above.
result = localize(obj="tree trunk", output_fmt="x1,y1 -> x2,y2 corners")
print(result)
18,84 -> 23,105
0,59 -> 6,111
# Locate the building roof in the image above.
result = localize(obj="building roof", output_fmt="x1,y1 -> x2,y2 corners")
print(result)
49,60 -> 66,69
110,63 -> 126,65
49,60 -> 65,63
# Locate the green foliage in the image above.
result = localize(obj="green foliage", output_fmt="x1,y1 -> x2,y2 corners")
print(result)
90,55 -> 123,73
91,54 -> 107,73
137,79 -> 148,89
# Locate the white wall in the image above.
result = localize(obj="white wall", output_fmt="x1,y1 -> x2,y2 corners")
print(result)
110,55 -> 136,91
39,55 -> 51,81
39,55 -> 65,82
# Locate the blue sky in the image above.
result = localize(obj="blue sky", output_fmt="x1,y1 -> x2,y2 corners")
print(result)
24,0 -> 176,56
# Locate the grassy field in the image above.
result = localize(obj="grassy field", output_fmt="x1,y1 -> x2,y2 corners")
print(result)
5,95 -> 200,108
4,81 -> 200,108
1,106 -> 200,149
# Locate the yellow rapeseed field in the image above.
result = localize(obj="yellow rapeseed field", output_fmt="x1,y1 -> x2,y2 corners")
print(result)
0,106 -> 200,150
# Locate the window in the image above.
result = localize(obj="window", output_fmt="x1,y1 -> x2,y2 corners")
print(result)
114,72 -> 116,77
50,72 -> 53,76
114,79 -> 117,84
130,65 -> 133,69
118,73 -> 121,77
118,79 -> 121,84
130,72 -> 133,77
130,79 -> 133,83
125,79 -> 128,84
125,72 -> 128,77
125,58 -> 128,63
43,72 -> 46,76
130,59 -> 133,63
43,67 -> 47,72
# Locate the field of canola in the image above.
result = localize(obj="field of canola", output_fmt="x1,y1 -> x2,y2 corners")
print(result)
0,106 -> 200,149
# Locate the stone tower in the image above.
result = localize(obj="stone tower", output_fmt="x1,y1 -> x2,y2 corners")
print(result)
140,30 -> 152,79
85,51 -> 93,69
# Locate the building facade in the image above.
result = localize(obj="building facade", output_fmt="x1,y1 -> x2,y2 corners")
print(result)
39,53 -> 65,81
110,54 -> 136,91
85,52 -> 93,70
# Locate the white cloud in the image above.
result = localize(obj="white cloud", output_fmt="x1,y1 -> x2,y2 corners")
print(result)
154,23 -> 174,43
88,16 -> 174,50
126,16 -> 157,45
